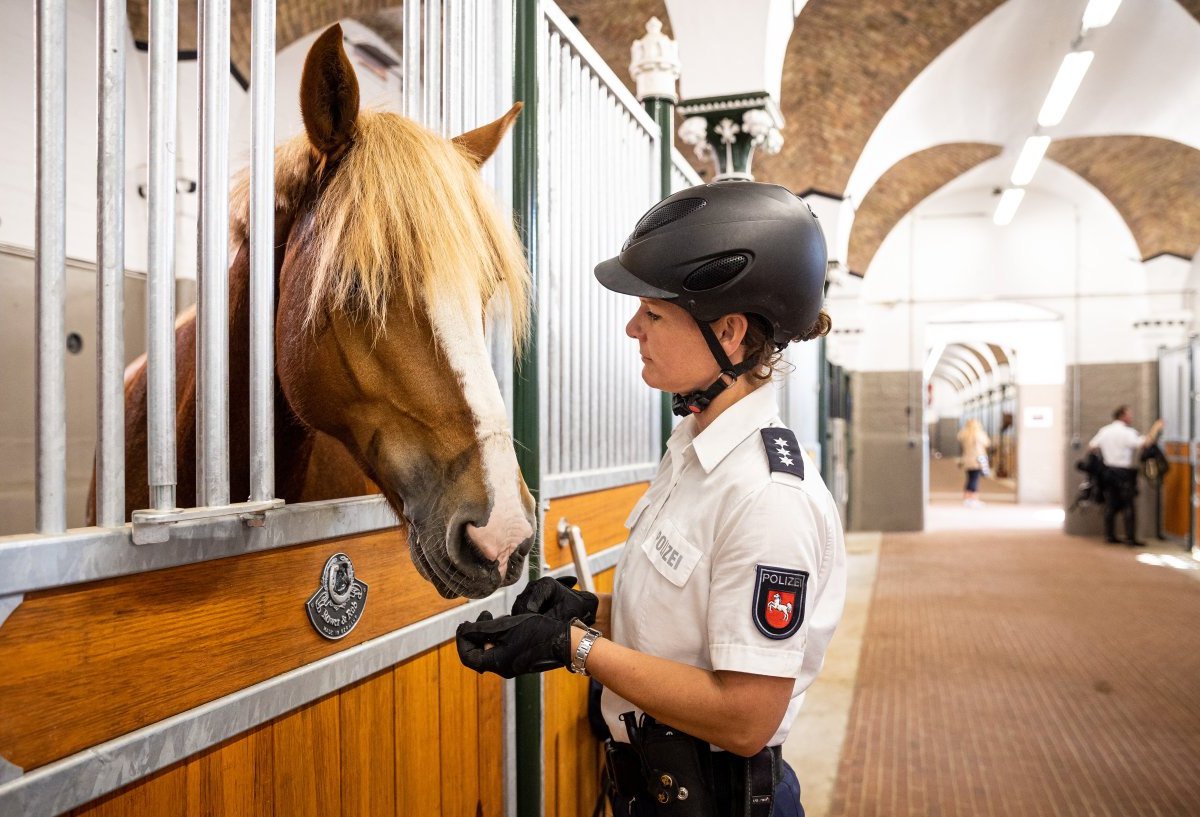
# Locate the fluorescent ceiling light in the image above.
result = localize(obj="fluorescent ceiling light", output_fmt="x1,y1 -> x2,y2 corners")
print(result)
1010,135 -> 1052,186
1037,51 -> 1095,127
1082,0 -> 1122,30
993,188 -> 1025,227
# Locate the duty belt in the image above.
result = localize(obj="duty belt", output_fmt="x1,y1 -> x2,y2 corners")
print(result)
604,712 -> 781,817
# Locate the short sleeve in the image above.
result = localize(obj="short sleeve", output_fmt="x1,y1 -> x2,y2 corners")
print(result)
706,482 -> 831,679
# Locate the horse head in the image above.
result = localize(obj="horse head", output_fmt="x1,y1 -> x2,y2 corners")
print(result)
269,25 -> 535,599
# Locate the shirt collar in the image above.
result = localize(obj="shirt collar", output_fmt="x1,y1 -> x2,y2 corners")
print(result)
683,384 -> 780,474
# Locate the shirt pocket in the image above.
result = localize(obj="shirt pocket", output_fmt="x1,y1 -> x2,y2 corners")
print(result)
624,496 -> 652,532
640,518 -> 702,588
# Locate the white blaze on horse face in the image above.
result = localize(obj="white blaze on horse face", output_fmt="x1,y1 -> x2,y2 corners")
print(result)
427,291 -> 532,576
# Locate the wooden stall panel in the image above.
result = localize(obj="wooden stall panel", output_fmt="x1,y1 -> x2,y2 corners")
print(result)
0,527 -> 465,770
272,692 -> 341,817
542,483 -> 647,570
340,671 -> 397,817
183,723 -> 273,817
1162,441 -> 1190,538
70,648 -> 506,817
545,568 -> 616,817
395,647 -> 444,817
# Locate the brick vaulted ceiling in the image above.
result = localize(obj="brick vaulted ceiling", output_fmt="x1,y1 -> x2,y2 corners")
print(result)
847,143 -> 1003,276
755,0 -> 1006,197
1046,137 -> 1200,262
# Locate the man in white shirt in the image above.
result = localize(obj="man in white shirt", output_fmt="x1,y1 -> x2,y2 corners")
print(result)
1088,405 -> 1163,546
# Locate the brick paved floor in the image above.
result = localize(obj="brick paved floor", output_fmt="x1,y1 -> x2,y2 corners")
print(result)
829,527 -> 1200,817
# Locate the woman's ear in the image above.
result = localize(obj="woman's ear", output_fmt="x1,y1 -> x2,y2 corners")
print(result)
719,314 -> 749,352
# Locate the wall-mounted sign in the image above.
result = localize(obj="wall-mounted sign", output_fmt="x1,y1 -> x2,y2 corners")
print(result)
307,552 -> 368,640
1024,406 -> 1053,429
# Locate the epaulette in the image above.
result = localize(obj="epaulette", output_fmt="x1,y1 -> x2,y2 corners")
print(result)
760,427 -> 804,479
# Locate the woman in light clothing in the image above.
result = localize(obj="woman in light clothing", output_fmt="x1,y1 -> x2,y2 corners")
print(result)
958,419 -> 991,506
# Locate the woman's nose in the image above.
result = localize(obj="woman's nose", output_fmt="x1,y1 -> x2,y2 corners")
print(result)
625,313 -> 640,339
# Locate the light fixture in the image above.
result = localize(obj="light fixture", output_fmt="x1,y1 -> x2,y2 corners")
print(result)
1037,51 -> 1095,127
1082,0 -> 1122,31
1010,135 -> 1052,186
993,188 -> 1025,227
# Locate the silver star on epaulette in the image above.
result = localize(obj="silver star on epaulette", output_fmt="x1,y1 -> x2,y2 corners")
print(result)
773,437 -> 789,449
779,454 -> 795,467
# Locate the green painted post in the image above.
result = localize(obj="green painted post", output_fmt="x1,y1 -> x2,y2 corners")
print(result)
512,0 -> 542,813
644,96 -> 675,454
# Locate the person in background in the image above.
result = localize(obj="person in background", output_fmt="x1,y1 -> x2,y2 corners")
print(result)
1089,405 -> 1164,546
957,419 -> 990,507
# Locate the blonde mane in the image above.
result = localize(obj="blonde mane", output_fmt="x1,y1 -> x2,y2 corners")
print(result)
231,110 -> 530,349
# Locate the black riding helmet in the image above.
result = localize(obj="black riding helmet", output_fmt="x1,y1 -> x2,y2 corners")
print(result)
594,180 -> 828,416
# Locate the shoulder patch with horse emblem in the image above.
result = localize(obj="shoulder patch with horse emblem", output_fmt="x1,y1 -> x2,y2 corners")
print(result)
760,428 -> 804,479
753,564 -> 808,640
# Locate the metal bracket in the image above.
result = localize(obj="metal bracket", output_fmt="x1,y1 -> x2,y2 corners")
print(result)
0,754 -> 21,786
131,499 -> 285,544
555,518 -> 595,594
0,594 -> 23,632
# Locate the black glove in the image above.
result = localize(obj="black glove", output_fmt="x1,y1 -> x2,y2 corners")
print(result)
456,611 -> 572,679
511,575 -> 598,626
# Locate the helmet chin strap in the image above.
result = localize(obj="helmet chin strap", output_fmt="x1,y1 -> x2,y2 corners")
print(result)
671,318 -> 757,417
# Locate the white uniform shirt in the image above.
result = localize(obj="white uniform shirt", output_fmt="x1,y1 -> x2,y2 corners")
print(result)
602,384 -> 848,747
1089,420 -> 1145,468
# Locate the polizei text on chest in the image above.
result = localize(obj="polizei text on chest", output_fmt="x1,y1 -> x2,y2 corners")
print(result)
653,530 -> 684,569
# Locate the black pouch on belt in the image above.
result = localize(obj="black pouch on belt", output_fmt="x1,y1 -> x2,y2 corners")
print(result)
627,714 -> 719,815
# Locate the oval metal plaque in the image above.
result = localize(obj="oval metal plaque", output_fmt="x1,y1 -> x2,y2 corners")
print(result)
306,552 -> 368,640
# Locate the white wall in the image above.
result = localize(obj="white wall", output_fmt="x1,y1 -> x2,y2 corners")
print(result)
0,0 -> 148,270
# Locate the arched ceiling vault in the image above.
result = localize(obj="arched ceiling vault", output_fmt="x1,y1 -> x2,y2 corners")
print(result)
847,142 -> 1002,276
1046,136 -> 1200,262
757,0 -> 1006,197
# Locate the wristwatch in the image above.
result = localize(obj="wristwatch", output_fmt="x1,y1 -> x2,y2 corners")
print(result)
567,618 -> 602,676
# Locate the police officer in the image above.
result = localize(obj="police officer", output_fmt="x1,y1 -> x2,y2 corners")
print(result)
1089,405 -> 1163,546
457,181 -> 847,817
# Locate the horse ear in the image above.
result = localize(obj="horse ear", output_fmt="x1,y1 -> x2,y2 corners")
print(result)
452,102 -> 523,168
300,24 -> 360,156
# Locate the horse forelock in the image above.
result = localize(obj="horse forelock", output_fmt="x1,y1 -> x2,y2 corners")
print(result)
229,111 -> 530,352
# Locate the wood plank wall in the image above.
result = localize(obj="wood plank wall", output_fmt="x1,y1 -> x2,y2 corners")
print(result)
71,646 -> 504,817
0,527 -> 465,771
1162,441 -> 1190,538
12,480 -> 647,816
541,482 -> 647,817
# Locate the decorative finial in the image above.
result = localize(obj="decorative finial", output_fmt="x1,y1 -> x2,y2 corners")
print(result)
630,17 -> 681,103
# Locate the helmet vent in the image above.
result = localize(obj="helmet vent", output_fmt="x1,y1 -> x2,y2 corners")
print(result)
684,254 -> 749,291
630,197 -> 707,241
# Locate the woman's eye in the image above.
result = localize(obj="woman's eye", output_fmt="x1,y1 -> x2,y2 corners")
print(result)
645,309 -> 661,321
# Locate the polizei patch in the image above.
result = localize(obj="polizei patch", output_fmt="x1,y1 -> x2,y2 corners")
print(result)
753,565 -> 808,640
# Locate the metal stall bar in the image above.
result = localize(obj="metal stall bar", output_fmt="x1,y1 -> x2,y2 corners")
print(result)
96,0 -> 127,528
423,0 -> 442,130
513,1 -> 542,812
537,2 -> 661,500
249,0 -> 276,503
147,0 -> 179,512
403,0 -> 422,119
196,0 -> 231,507
35,0 -> 67,534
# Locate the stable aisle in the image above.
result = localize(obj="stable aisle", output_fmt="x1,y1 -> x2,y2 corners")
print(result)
826,512 -> 1200,817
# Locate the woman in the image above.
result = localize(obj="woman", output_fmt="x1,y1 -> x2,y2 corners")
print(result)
957,419 -> 991,507
457,181 -> 847,817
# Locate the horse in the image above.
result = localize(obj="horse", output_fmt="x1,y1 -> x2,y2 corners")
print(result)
90,24 -> 536,600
